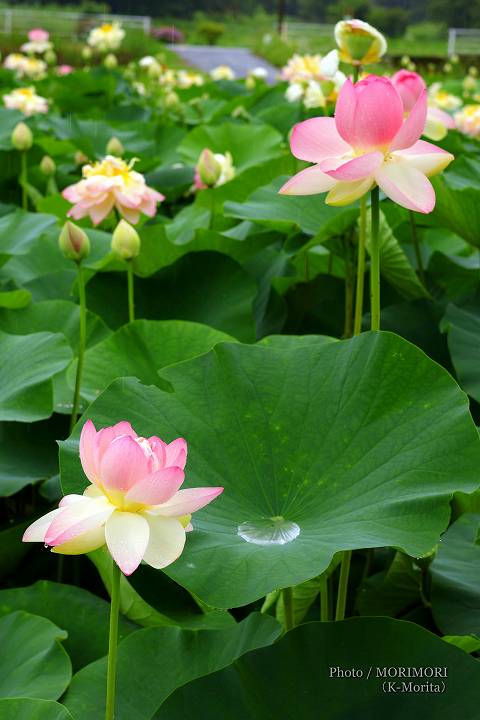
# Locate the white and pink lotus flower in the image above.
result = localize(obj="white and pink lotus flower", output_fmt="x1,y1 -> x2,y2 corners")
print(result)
392,70 -> 455,141
280,74 -> 454,213
23,420 -> 223,575
21,28 -> 53,55
3,86 -> 49,116
62,155 -> 164,225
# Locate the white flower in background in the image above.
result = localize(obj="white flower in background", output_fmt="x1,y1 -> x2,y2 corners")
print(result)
139,55 -> 156,67
3,87 -> 49,116
133,81 -> 146,96
4,53 -> 28,73
429,83 -> 462,111
304,81 -> 326,109
454,104 -> 480,138
285,82 -> 305,103
87,22 -> 125,52
4,53 -> 47,80
250,66 -> 268,79
210,65 -> 236,81
176,70 -> 204,88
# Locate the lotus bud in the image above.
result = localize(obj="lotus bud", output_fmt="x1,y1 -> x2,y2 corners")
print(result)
111,220 -> 140,260
40,155 -> 56,176
59,221 -> 90,262
12,122 -> 33,151
165,91 -> 179,108
82,46 -> 92,61
104,53 -> 118,69
196,148 -> 222,187
74,150 -> 88,165
469,66 -> 478,77
334,19 -> 387,66
106,136 -> 124,156
44,49 -> 57,65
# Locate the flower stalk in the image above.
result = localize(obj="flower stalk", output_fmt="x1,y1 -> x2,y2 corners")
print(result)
127,260 -> 135,323
409,210 -> 425,285
369,186 -> 380,331
105,559 -> 121,720
335,550 -> 352,621
70,261 -> 87,432
353,195 -> 367,335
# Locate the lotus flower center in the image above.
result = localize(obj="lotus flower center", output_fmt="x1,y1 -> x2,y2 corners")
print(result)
135,436 -> 160,471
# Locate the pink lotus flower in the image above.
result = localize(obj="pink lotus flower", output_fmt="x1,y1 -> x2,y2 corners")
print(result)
392,70 -> 455,141
23,420 -> 223,575
57,64 -> 74,76
62,155 -> 164,225
28,28 -> 49,43
279,75 -> 454,213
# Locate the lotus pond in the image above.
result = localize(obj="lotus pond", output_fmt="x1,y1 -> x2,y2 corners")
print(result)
1,19 -> 480,720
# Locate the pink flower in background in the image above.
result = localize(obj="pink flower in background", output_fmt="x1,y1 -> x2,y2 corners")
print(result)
57,64 -> 74,76
28,28 -> 49,43
279,75 -> 454,213
23,420 -> 223,575
392,70 -> 455,141
62,155 -> 164,225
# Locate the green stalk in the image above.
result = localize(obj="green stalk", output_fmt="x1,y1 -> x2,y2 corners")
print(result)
208,189 -> 215,230
409,210 -> 425,285
20,152 -> 28,210
105,560 -> 121,720
319,574 -> 329,622
343,235 -> 354,338
353,195 -> 367,335
352,64 -> 360,83
127,260 -> 135,323
283,587 -> 294,631
369,186 -> 380,331
70,262 -> 87,433
335,550 -> 352,621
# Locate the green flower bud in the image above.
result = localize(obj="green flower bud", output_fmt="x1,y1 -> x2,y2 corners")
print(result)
82,46 -> 92,61
40,155 -> 56,176
44,49 -> 57,65
196,148 -> 222,187
59,221 -> 90,262
104,53 -> 118,69
111,219 -> 140,260
106,136 -> 125,156
12,122 -> 33,151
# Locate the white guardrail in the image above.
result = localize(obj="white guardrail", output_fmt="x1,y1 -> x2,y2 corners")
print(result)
0,8 -> 152,36
447,28 -> 480,56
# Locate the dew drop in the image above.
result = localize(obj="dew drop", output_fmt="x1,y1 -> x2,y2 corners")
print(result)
237,516 -> 300,546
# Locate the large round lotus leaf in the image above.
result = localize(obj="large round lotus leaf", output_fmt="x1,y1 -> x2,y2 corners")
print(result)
0,331 -> 72,422
68,320 -> 235,403
0,611 -> 71,700
62,613 -> 281,720
430,513 -> 480,636
60,332 -> 480,608
0,699 -> 73,720
158,617 -> 480,720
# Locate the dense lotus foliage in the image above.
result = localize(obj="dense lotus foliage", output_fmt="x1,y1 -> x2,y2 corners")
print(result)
1,18 -> 480,720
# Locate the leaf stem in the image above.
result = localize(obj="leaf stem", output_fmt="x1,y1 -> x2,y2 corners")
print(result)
319,574 -> 329,621
343,235 -> 354,338
127,260 -> 135,323
283,586 -> 294,631
209,189 -> 215,230
70,262 -> 87,433
369,186 -> 380,331
20,152 -> 28,210
409,210 -> 425,285
353,195 -> 367,335
335,550 -> 352,621
105,559 -> 121,720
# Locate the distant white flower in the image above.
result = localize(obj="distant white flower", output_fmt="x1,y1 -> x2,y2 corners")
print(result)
139,55 -> 156,67
250,66 -> 268,79
3,86 -> 49,116
285,82 -> 304,102
210,65 -> 235,81
304,81 -> 326,109
87,22 -> 125,52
